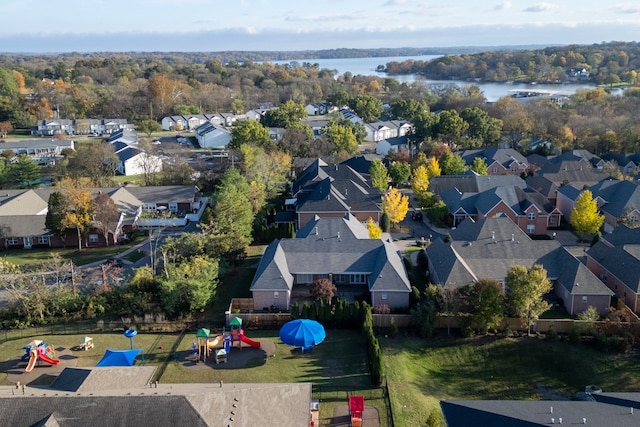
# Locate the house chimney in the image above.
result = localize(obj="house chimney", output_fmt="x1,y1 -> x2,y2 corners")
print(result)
511,234 -> 515,242
559,418 -> 562,424
492,231 -> 495,240
337,232 -> 341,239
315,227 -> 319,235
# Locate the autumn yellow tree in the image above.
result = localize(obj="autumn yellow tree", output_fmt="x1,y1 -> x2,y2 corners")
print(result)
381,187 -> 409,228
570,189 -> 604,238
425,156 -> 441,178
61,186 -> 95,250
411,165 -> 430,203
366,217 -> 382,239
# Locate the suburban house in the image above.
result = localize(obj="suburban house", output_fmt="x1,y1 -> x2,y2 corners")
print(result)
376,135 -> 409,156
556,179 -> 640,233
525,158 -> 610,205
305,102 -> 329,116
284,158 -> 382,229
32,118 -> 133,136
250,214 -> 411,311
587,225 -> 640,312
440,185 -> 561,233
0,139 -> 74,165
429,172 -> 527,195
601,152 -> 640,176
364,120 -> 412,143
194,122 -> 232,148
442,392 -> 640,427
459,147 -> 529,176
300,118 -> 330,138
108,128 -> 138,145
339,108 -> 363,124
0,185 -> 205,249
426,217 -> 613,315
113,144 -> 163,176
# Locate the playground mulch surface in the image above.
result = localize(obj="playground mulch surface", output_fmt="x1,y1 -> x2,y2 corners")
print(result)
4,347 -> 77,386
180,339 -> 276,370
331,405 -> 380,427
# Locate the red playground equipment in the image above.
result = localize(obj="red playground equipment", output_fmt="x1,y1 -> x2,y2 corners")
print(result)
228,317 -> 261,349
24,340 -> 59,372
349,395 -> 364,426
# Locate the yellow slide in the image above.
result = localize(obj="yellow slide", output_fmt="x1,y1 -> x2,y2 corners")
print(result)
207,336 -> 223,350
25,353 -> 36,373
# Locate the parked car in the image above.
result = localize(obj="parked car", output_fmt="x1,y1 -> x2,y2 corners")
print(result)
412,211 -> 423,221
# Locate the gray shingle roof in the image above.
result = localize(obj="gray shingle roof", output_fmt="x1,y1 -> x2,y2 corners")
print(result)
430,174 -> 526,195
588,241 -> 640,292
427,217 -> 611,296
250,216 -> 410,293
442,399 -> 640,427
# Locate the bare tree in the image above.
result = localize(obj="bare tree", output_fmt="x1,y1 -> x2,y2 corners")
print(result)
310,278 -> 337,304
93,193 -> 121,246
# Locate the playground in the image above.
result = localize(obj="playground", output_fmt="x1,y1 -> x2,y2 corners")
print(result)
1,327 -> 386,426
180,317 -> 276,371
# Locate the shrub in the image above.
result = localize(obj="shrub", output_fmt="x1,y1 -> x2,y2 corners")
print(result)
380,212 -> 390,232
568,327 -> 580,344
545,327 -> 558,341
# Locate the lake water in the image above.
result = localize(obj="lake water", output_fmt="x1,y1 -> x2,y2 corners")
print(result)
269,55 -> 596,102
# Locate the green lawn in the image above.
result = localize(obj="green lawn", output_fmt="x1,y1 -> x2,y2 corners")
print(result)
0,331 -> 181,385
161,329 -> 388,426
382,333 -> 640,426
1,237 -> 145,267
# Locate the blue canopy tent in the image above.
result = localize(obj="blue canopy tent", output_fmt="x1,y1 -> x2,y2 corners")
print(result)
96,349 -> 143,367
279,319 -> 326,352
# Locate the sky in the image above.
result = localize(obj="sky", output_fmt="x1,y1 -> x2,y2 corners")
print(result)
1,0 -> 639,53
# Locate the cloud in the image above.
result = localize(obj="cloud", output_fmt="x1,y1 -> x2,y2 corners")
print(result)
610,4 -> 640,14
494,1 -> 512,10
524,3 -> 559,12
285,12 -> 363,23
383,0 -> 411,5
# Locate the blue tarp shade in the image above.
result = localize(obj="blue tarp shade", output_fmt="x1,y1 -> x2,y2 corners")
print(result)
96,349 -> 142,367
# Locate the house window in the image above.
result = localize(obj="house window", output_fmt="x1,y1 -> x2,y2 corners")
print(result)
168,202 -> 178,212
274,292 -> 279,299
350,274 -> 367,284
7,237 -> 18,245
528,212 -> 536,220
527,224 -> 535,234
492,167 -> 498,173
89,234 -> 99,243
297,274 -> 313,284
582,296 -> 588,303
381,293 -> 388,300
142,203 -> 156,211
38,236 -> 49,244
334,274 -> 348,284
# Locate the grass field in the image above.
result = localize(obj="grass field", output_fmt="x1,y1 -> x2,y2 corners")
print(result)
0,331 -> 180,385
162,328 -> 388,426
0,328 -> 388,426
2,236 -> 145,267
382,332 -> 640,426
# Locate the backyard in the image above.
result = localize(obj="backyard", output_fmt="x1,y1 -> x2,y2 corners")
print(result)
0,327 -> 388,426
382,333 -> 640,426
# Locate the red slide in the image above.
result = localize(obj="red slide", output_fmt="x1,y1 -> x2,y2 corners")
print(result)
38,353 -> 60,365
240,334 -> 261,348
